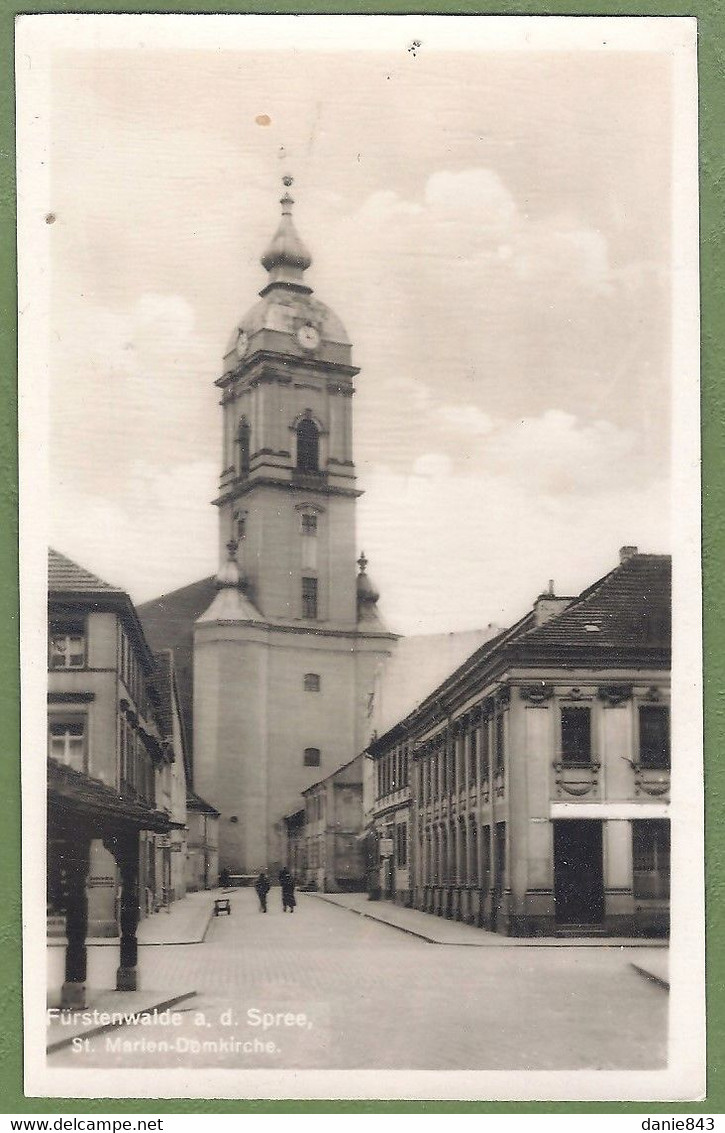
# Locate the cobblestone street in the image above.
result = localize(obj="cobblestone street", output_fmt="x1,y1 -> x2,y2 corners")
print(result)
48,889 -> 668,1071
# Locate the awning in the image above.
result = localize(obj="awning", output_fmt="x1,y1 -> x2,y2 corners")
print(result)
48,759 -> 172,835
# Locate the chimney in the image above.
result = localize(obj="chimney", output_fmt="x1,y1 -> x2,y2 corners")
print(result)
533,583 -> 573,627
619,545 -> 638,565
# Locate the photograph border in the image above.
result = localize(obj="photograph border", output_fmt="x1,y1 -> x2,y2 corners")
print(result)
2,0 -> 723,1114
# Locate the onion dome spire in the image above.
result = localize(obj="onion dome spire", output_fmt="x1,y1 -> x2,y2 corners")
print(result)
356,551 -> 380,606
259,175 -> 313,297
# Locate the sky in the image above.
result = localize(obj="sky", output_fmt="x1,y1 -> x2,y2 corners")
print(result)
41,20 -> 678,634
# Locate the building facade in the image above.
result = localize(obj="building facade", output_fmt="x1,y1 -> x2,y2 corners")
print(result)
368,549 -> 671,937
192,180 -> 396,877
47,549 -> 174,1006
185,791 -> 220,891
301,755 -> 366,892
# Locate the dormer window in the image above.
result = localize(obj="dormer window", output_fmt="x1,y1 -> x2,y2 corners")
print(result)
296,418 -> 319,473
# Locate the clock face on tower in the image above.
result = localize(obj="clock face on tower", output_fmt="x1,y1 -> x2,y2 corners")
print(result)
297,323 -> 320,352
235,329 -> 249,359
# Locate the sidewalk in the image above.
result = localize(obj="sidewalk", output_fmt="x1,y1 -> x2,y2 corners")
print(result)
48,888 -> 218,948
308,891 -> 670,949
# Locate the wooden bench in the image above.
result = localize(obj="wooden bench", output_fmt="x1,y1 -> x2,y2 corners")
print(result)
213,898 -> 231,916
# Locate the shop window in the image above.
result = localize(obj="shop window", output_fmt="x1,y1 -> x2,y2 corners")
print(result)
304,747 -> 321,767
48,717 -> 86,772
560,706 -> 592,764
49,628 -> 85,670
639,706 -> 670,769
632,820 -> 670,899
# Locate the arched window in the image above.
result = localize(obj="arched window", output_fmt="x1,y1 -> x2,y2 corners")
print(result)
237,417 -> 251,477
296,418 -> 319,473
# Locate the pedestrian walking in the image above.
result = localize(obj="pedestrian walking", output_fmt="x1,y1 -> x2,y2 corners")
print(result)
255,871 -> 270,913
279,867 -> 296,913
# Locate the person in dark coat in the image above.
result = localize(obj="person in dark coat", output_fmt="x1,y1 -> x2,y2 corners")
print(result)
255,871 -> 270,913
279,867 -> 296,913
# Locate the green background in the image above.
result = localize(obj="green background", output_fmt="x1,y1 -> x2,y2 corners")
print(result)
1,0 -> 721,1114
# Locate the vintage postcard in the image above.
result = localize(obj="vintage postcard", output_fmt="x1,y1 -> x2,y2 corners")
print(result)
17,13 -> 704,1101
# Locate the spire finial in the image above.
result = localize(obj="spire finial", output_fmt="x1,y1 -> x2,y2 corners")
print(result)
216,540 -> 241,590
259,174 -> 312,294
357,551 -> 368,575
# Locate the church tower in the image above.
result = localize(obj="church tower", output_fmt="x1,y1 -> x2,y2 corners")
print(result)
193,179 -> 397,875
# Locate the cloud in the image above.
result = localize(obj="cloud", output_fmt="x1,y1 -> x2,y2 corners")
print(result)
439,404 -> 494,436
357,459 -> 671,635
486,410 -> 639,494
50,459 -> 219,604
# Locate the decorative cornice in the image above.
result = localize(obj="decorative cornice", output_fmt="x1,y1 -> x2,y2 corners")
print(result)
47,691 -> 95,704
597,683 -> 633,707
213,475 -> 363,506
519,683 -> 554,706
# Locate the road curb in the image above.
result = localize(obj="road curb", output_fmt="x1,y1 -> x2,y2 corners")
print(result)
629,962 -> 670,990
305,894 -> 670,949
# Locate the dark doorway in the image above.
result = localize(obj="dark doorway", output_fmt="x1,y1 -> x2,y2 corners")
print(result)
553,820 -> 604,925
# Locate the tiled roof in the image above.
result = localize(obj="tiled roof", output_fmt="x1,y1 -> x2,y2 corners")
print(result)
152,650 -> 174,738
48,548 -> 124,595
186,788 -> 220,816
516,554 -> 671,652
138,577 -> 217,761
48,758 -> 171,833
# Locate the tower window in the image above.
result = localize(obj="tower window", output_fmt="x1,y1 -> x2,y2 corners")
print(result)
304,673 -> 321,692
301,513 -> 317,536
237,418 -> 251,477
304,747 -> 321,767
296,418 -> 319,473
301,577 -> 318,619
235,513 -> 247,541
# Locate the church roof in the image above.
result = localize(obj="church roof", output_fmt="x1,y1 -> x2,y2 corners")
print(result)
196,584 -> 264,624
138,576 -> 218,764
